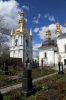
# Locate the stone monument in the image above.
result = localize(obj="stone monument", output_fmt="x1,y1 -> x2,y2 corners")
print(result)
22,68 -> 33,97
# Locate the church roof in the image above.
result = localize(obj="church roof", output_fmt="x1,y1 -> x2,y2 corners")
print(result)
39,39 -> 57,49
57,33 -> 66,38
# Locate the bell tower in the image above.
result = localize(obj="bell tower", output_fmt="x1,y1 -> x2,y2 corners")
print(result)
10,11 -> 33,64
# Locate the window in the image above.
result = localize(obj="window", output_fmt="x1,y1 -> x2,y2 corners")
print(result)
44,52 -> 47,58
65,45 -> 66,52
26,40 -> 28,47
15,39 -> 18,46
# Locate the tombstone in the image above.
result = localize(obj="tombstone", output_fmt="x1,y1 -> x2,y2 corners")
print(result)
0,92 -> 3,100
41,58 -> 43,67
61,62 -> 64,74
4,61 -> 9,75
58,61 -> 61,74
25,56 -> 29,68
22,69 -> 34,97
0,61 -> 1,67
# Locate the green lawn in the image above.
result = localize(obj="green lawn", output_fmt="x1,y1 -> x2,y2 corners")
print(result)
3,73 -> 66,100
0,66 -> 57,87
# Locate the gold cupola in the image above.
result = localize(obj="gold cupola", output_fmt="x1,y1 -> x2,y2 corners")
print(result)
46,29 -> 51,40
15,11 -> 28,34
56,23 -> 62,34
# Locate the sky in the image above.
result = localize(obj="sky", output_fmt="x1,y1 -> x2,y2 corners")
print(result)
1,0 -> 66,56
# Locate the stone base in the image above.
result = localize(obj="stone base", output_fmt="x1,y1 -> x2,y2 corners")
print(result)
58,71 -> 65,74
21,89 -> 34,97
5,71 -> 9,75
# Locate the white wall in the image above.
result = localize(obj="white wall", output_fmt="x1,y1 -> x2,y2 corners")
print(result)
39,49 -> 55,66
57,37 -> 66,52
55,53 -> 59,65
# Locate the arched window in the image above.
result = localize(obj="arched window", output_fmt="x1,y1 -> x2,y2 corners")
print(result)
65,45 -> 66,52
15,39 -> 18,46
26,40 -> 28,47
44,52 -> 47,58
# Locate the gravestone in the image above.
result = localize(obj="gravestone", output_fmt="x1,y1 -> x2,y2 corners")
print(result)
0,92 -> 3,100
22,69 -> 33,97
58,62 -> 64,74
4,60 -> 8,75
61,62 -> 64,74
58,61 -> 61,74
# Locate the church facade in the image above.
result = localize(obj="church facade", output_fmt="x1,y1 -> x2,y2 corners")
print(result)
38,23 -> 66,66
10,11 -> 33,64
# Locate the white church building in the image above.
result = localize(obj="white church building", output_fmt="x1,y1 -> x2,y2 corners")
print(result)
10,11 -> 33,64
38,23 -> 66,66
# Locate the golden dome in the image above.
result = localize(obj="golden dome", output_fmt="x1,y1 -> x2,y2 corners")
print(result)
56,23 -> 62,34
46,29 -> 51,39
15,28 -> 20,34
20,12 -> 25,17
56,23 -> 60,27
19,18 -> 26,24
15,11 -> 29,35
23,28 -> 28,34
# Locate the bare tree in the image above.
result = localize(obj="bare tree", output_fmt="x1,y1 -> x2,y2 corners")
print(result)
0,15 -> 9,56
1,44 -> 10,57
0,15 -> 9,34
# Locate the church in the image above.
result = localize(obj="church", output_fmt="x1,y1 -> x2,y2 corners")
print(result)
38,23 -> 66,66
10,11 -> 33,64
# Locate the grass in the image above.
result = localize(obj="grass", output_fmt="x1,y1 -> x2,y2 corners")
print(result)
0,66 -> 57,87
3,73 -> 66,100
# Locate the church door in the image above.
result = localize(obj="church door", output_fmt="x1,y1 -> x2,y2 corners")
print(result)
64,59 -> 66,65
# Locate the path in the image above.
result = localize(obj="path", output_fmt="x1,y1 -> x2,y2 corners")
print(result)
0,65 -> 66,94
52,65 -> 66,71
0,72 -> 57,94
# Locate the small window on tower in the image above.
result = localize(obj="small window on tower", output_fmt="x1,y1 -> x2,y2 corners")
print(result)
26,40 -> 28,47
44,52 -> 47,58
65,45 -> 66,52
15,39 -> 18,46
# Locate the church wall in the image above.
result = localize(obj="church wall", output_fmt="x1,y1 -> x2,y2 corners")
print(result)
55,53 -> 59,65
39,50 -> 55,66
14,50 -> 18,58
10,51 -> 13,57
57,38 -> 66,52
39,51 -> 44,66
47,50 -> 54,66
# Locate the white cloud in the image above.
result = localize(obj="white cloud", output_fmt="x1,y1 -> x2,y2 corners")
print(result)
33,17 -> 36,19
33,43 -> 42,51
48,16 -> 55,21
32,19 -> 39,24
0,0 -> 29,31
32,13 -> 41,24
34,24 -> 66,40
44,13 -> 55,22
44,14 -> 49,18
33,28 -> 39,32
22,5 -> 29,11
38,14 -> 41,19
0,0 -> 21,30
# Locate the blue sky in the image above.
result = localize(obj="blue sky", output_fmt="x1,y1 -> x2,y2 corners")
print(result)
1,0 -> 66,56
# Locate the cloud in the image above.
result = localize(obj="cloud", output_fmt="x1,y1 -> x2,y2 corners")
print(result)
33,28 -> 39,32
22,5 -> 29,11
34,24 -> 66,40
33,43 -> 42,51
48,16 -> 55,21
32,19 -> 39,24
0,0 -> 21,30
32,13 -> 41,24
38,14 -> 41,19
0,0 -> 28,32
44,13 -> 55,22
44,14 -> 49,18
